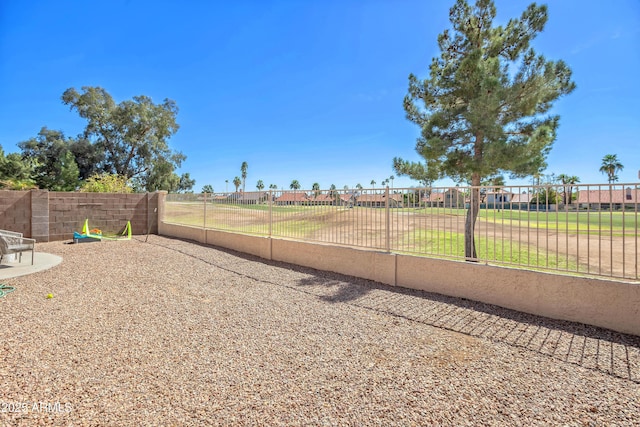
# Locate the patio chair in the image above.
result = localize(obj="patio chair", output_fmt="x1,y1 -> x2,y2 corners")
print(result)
0,233 -> 35,265
0,229 -> 24,238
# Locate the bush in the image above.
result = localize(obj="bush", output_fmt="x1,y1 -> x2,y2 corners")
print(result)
79,174 -> 133,193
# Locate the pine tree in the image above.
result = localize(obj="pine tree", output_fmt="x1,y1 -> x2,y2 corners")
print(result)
401,0 -> 575,258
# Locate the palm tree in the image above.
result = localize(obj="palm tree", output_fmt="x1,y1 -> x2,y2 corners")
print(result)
269,183 -> 278,190
225,179 -> 228,193
389,175 -> 395,189
599,154 -> 623,183
312,182 -> 320,197
232,176 -> 241,192
370,179 -> 376,189
240,161 -> 248,193
256,180 -> 264,191
290,180 -> 301,205
557,174 -> 580,205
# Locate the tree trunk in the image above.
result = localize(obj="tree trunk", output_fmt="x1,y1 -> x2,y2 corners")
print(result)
465,133 -> 483,261
465,184 -> 480,260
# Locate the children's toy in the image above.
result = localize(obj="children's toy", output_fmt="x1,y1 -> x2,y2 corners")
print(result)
73,219 -> 132,243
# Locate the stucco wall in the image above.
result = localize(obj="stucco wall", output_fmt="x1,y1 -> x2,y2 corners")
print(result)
395,255 -> 640,336
159,221 -> 640,336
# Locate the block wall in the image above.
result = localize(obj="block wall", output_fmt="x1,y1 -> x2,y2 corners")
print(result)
0,190 -> 159,242
0,190 -> 31,236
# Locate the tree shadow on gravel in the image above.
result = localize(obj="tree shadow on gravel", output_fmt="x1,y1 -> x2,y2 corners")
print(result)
296,276 -> 374,303
293,270 -> 640,384
145,236 -> 640,383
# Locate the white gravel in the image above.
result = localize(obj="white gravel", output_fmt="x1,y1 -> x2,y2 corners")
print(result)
1,235 -> 638,426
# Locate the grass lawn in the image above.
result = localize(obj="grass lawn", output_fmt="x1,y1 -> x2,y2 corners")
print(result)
401,207 -> 637,236
396,229 -> 578,271
480,209 -> 638,235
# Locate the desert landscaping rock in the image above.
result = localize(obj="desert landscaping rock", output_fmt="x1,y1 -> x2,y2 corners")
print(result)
1,235 -> 638,426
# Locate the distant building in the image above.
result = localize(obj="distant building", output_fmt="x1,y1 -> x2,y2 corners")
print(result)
275,192 -> 309,205
422,188 -> 464,208
356,193 -> 403,208
577,188 -> 640,210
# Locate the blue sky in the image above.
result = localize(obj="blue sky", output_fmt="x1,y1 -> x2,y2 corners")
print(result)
1,0 -> 638,192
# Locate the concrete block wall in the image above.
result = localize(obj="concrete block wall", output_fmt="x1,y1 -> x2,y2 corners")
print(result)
0,190 -> 31,236
0,190 -> 160,242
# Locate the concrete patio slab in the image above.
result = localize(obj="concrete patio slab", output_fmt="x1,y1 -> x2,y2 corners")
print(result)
0,252 -> 62,280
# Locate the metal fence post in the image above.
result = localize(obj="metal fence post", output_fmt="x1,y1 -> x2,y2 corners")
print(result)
203,192 -> 207,229
268,189 -> 273,237
385,186 -> 390,252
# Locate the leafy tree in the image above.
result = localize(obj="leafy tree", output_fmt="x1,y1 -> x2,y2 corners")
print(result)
18,127 -> 79,191
329,184 -> 336,190
68,137 -> 105,180
290,180 -> 301,190
137,158 -> 194,193
599,154 -> 623,184
240,161 -> 248,193
401,0 -> 575,258
80,173 -> 133,193
269,183 -> 278,190
481,175 -> 505,187
202,184 -> 214,193
393,157 -> 438,187
177,173 -> 195,193
557,174 -> 579,205
62,86 -> 184,190
0,146 -> 31,181
356,183 -> 363,190
256,180 -> 264,191
0,146 -> 36,189
530,186 -> 559,207
233,176 -> 241,192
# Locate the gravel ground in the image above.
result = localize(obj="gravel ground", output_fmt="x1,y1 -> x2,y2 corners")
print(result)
1,235 -> 639,426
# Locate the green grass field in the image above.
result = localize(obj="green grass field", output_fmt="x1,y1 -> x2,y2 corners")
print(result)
401,207 -> 637,233
395,229 -> 578,271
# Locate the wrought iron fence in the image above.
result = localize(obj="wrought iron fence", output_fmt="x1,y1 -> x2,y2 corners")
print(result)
165,183 -> 640,281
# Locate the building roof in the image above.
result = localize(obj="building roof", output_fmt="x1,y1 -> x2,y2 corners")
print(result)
577,188 -> 640,204
276,192 -> 309,202
510,193 -> 533,203
423,188 -> 463,202
239,192 -> 267,201
310,193 -> 334,202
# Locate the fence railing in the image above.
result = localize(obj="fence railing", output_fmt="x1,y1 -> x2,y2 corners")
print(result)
164,183 -> 640,281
